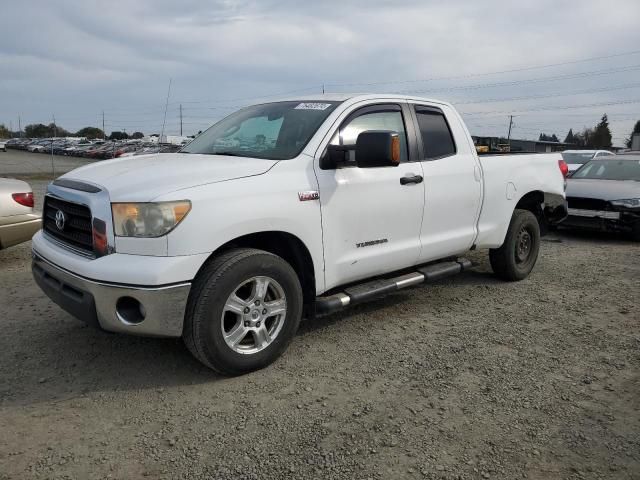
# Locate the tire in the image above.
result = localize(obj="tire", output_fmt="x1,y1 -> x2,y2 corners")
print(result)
489,209 -> 541,281
631,222 -> 640,242
183,248 -> 303,375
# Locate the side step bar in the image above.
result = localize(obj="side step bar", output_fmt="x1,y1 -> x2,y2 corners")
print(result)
316,258 -> 472,315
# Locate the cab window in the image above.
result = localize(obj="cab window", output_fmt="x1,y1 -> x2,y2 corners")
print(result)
330,106 -> 409,164
414,106 -> 456,160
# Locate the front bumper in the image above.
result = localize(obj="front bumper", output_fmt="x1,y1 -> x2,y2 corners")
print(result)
562,212 -> 638,234
32,251 -> 191,337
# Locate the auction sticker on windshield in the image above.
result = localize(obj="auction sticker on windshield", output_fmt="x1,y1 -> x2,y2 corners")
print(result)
294,103 -> 332,110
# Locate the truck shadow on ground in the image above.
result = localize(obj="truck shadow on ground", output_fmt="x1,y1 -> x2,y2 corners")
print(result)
2,294 -> 413,408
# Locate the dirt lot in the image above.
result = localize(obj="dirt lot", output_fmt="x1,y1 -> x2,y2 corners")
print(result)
0,151 -> 638,479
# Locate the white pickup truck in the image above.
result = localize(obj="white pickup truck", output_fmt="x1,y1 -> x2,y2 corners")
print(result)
32,94 -> 568,375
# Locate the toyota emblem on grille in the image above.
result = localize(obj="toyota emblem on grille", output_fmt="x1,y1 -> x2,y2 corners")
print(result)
55,210 -> 66,231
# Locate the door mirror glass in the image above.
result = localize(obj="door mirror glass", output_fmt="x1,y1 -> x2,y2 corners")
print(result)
355,131 -> 401,168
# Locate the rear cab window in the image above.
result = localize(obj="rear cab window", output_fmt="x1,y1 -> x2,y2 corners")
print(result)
414,105 -> 456,160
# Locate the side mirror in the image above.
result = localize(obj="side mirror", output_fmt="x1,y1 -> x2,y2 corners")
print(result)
320,144 -> 349,170
355,131 -> 401,168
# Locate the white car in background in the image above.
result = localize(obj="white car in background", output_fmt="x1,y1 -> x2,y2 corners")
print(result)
0,140 -> 6,152
561,150 -> 614,175
27,143 -> 47,153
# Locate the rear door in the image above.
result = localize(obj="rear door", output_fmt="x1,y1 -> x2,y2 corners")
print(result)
314,102 -> 425,290
409,103 -> 483,262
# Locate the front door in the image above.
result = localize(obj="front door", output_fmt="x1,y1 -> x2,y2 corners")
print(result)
315,103 -> 425,291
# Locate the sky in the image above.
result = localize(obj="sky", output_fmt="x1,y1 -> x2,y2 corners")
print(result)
1,0 -> 639,146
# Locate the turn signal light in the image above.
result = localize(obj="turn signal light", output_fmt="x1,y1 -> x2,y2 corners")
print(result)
92,218 -> 109,256
391,135 -> 401,164
12,192 -> 34,208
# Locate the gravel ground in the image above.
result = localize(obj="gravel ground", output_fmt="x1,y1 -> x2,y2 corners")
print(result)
0,151 -> 638,480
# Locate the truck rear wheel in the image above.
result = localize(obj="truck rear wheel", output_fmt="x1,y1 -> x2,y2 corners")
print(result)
489,209 -> 540,281
183,248 -> 303,375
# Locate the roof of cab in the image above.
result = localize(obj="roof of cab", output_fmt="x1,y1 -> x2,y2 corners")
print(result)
262,93 -> 449,105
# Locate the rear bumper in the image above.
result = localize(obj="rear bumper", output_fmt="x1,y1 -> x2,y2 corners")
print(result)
0,215 -> 41,249
32,250 -> 191,337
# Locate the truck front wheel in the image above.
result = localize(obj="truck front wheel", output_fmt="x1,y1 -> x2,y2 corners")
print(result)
489,209 -> 541,281
183,248 -> 303,375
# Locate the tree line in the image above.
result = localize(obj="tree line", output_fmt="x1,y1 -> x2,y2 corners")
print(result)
540,114 -> 639,149
0,123 -> 145,141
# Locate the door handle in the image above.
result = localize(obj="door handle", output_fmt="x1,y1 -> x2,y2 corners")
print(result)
400,175 -> 423,185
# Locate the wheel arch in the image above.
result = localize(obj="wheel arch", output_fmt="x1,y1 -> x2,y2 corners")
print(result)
514,190 -> 545,221
194,230 -> 317,318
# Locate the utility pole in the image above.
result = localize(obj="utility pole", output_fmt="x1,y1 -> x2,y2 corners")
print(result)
160,78 -> 172,143
9,121 -> 12,137
102,110 -> 106,140
50,114 -> 56,178
507,115 -> 514,142
18,116 -> 21,138
179,104 -> 183,136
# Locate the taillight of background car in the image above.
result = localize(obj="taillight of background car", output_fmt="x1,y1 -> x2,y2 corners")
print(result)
12,192 -> 34,208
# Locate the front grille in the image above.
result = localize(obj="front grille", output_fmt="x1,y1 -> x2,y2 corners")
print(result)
43,196 -> 94,254
566,197 -> 609,210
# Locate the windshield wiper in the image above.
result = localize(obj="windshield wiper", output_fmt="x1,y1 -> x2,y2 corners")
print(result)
209,151 -> 246,157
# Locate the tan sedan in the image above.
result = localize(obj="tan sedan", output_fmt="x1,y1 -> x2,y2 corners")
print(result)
0,178 -> 41,249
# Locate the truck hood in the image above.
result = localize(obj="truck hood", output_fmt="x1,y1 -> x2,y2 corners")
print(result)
566,179 -> 640,201
60,153 -> 278,201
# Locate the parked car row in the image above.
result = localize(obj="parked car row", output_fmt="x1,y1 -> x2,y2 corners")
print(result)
4,138 -> 182,159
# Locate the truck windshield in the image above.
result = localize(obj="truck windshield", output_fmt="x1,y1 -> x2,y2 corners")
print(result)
181,101 -> 341,160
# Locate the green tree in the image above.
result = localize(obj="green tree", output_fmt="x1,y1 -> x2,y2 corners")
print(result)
591,114 -> 612,149
573,128 -> 594,148
131,131 -> 144,139
539,133 -> 559,142
625,120 -> 640,148
109,131 -> 129,140
24,123 -> 49,137
564,129 -> 575,144
24,123 -> 70,138
0,124 -> 10,138
76,127 -> 105,139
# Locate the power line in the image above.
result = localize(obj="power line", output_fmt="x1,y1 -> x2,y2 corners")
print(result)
461,98 -> 640,116
171,85 -> 323,106
325,49 -> 640,89
453,82 -> 640,105
396,64 -> 640,95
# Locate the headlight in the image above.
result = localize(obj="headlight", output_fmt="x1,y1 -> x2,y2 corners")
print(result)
112,201 -> 191,237
609,198 -> 640,208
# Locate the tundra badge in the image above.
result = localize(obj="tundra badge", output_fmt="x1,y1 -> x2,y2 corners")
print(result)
298,191 -> 320,201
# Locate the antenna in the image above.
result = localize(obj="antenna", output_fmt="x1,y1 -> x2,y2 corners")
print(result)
160,79 -> 172,143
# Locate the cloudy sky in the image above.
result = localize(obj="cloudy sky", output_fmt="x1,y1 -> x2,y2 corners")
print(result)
1,0 -> 639,144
